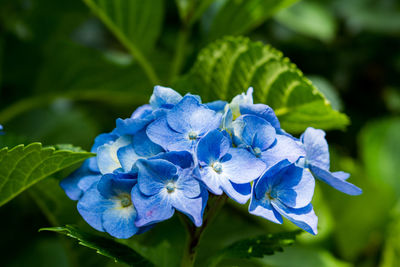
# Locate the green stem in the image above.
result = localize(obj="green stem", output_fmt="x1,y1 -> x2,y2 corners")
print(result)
83,0 -> 159,85
169,26 -> 190,83
180,195 -> 227,267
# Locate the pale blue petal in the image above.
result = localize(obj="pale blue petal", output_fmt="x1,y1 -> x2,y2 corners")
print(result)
309,165 -> 362,195
170,191 -> 205,227
230,87 -> 253,119
176,168 -> 201,198
147,117 -> 194,152
261,134 -> 306,170
77,187 -> 113,232
151,151 -> 193,169
167,95 -> 222,134
221,148 -> 265,184
220,179 -> 252,204
272,201 -> 318,235
240,103 -> 280,129
130,104 -> 152,119
197,167 -> 224,195
133,128 -> 164,157
97,136 -> 132,174
117,144 -> 141,173
197,130 -> 230,165
249,194 -> 283,224
131,186 -> 174,227
89,133 -> 118,172
206,100 -> 227,113
300,127 -> 330,169
102,203 -> 139,239
136,159 -> 178,196
150,85 -> 182,109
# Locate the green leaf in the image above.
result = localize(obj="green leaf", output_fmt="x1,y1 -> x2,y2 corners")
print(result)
0,143 -> 94,207
275,1 -> 337,42
211,230 -> 302,266
205,0 -> 298,41
40,225 -> 153,266
174,36 -> 349,133
175,0 -> 215,25
82,0 -> 164,83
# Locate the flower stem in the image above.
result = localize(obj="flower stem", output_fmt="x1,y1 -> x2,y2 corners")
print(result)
180,195 -> 227,267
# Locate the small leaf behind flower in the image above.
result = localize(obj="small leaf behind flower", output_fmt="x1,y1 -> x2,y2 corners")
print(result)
40,225 -> 154,267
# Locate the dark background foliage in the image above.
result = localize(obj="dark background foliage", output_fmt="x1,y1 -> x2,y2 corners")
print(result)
0,0 -> 399,266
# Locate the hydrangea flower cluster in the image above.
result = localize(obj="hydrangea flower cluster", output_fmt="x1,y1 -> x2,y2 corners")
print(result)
61,86 -> 361,238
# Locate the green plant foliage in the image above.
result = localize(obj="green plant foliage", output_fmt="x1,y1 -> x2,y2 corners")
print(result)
0,143 -> 94,207
275,1 -> 337,42
210,230 -> 302,265
359,118 -> 400,195
175,0 -> 215,26
175,36 -> 349,133
82,0 -> 164,83
205,0 -> 298,41
41,225 -> 153,266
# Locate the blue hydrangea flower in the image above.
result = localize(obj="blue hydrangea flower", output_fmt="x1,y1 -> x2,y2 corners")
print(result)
239,103 -> 281,131
77,173 -> 143,239
249,160 -> 318,235
232,114 -> 305,170
150,85 -> 183,109
299,127 -> 362,195
196,130 -> 266,204
147,95 -> 222,152
97,135 -> 133,174
132,151 -> 208,227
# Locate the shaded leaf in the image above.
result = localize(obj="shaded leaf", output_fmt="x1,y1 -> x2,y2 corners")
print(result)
221,230 -> 302,259
0,143 -> 94,207
275,1 -> 337,42
40,225 -> 153,266
175,36 -> 349,133
205,0 -> 298,41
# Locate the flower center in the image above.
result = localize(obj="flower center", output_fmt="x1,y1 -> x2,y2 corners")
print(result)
120,197 -> 132,207
188,131 -> 198,140
265,190 -> 276,201
253,147 -> 262,157
166,182 -> 176,193
212,162 -> 223,173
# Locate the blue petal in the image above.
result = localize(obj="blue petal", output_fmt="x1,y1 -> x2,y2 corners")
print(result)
117,144 -> 141,173
170,190 -> 206,227
197,167 -> 224,195
115,114 -> 154,136
206,100 -> 228,113
273,165 -> 315,209
166,95 -> 222,134
220,179 -> 252,204
271,201 -> 318,235
60,163 -> 101,200
309,165 -> 362,195
89,133 -> 118,172
261,134 -> 306,170
151,151 -> 194,169
97,174 -> 136,199
131,186 -> 175,227
220,148 -> 265,184
102,204 -> 139,239
197,130 -> 230,166
300,127 -> 330,170
97,136 -> 132,174
150,85 -> 183,109
235,115 -> 276,152
130,104 -> 153,119
136,159 -> 178,196
254,160 -> 292,200
240,103 -> 280,129
147,117 -> 194,152
133,128 -> 164,157
77,186 -> 113,232
175,168 -> 201,198
249,191 -> 283,224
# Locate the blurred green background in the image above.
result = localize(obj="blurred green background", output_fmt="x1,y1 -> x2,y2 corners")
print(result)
0,0 -> 399,266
